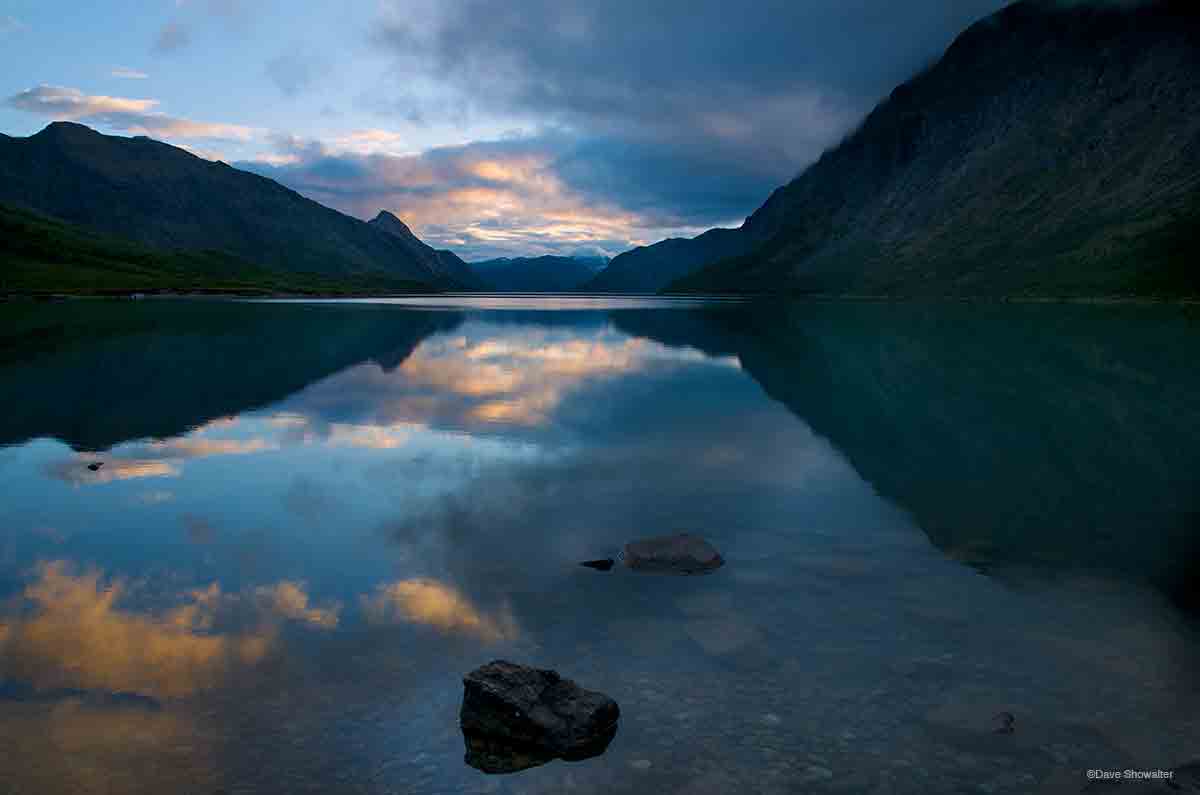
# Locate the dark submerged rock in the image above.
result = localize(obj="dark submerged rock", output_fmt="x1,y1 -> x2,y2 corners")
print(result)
991,711 -> 1015,734
462,731 -> 619,774
460,660 -> 619,774
622,533 -> 724,575
463,733 -> 556,775
580,558 -> 615,571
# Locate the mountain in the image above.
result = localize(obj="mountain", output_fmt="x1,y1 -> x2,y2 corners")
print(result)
0,122 -> 458,291
603,0 -> 1200,297
0,202 -> 435,295
581,230 -> 747,293
368,211 -> 484,290
469,255 -> 608,292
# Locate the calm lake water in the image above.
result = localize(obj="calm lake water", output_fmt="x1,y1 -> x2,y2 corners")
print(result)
0,297 -> 1198,794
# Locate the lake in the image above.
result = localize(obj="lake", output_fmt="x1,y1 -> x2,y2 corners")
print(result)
0,296 -> 1197,794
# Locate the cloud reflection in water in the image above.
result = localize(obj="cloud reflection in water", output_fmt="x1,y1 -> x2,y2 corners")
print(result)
277,321 -> 739,434
48,458 -> 181,485
0,563 -> 342,699
362,579 -> 518,643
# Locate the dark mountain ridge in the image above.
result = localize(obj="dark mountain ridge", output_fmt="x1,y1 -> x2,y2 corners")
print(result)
0,201 -> 433,295
367,211 -> 483,289
469,254 -> 608,292
592,0 -> 1200,297
0,123 -> 458,290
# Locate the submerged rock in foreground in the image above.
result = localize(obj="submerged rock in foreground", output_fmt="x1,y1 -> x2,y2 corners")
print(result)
463,732 -> 556,775
460,660 -> 619,774
623,533 -> 724,575
579,558 -> 615,571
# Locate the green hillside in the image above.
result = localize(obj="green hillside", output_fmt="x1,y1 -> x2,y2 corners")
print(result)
0,203 -> 429,296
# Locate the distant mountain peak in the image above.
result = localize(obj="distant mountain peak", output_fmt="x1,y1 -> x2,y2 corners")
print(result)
467,254 -> 609,292
0,123 -> 461,289
367,210 -> 482,289
35,120 -> 100,139
369,210 -> 416,240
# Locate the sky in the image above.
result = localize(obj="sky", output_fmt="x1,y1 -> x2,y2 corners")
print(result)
0,0 -> 1008,260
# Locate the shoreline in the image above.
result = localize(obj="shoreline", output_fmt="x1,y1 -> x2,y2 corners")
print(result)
2,289 -> 1197,306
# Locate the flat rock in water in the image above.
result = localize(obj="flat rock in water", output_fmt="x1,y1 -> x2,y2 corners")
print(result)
460,660 -> 619,774
623,533 -> 724,575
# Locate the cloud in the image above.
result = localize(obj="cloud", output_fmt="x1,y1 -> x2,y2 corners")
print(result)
111,67 -> 150,80
357,0 -> 1008,249
265,51 -> 330,97
7,84 -> 258,141
326,129 -> 411,156
10,86 -> 157,116
241,1 -> 1010,258
242,131 -> 714,259
154,21 -> 192,53
374,0 -> 1007,132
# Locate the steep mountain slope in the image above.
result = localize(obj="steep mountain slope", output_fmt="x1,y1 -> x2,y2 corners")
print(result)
470,255 -> 607,292
607,0 -> 1200,297
367,211 -> 484,289
0,123 -> 455,289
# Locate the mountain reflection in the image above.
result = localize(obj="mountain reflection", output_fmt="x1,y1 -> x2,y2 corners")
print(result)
614,302 -> 1200,612
0,301 -> 462,451
6,299 -> 1199,610
2,298 -> 1199,793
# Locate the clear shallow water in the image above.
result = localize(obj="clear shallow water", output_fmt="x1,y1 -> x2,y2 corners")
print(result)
0,297 -> 1198,794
